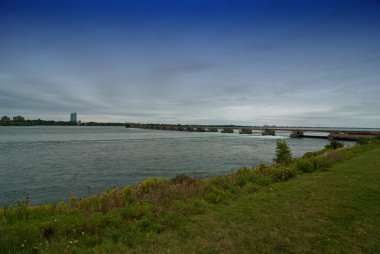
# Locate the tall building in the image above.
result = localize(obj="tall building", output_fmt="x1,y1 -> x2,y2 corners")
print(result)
13,115 -> 24,121
1,116 -> 10,122
70,112 -> 77,124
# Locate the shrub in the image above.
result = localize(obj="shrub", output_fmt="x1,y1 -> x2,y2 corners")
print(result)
14,196 -> 31,220
135,178 -> 168,195
97,188 -> 126,211
309,157 -> 332,171
209,175 -> 233,190
121,203 -> 154,220
357,137 -> 372,145
205,187 -> 227,204
253,176 -> 272,186
170,174 -> 194,184
174,198 -> 208,215
56,201 -> 68,212
123,185 -> 134,203
69,196 -> 78,208
295,159 -> 315,173
244,182 -> 259,194
323,150 -> 343,164
137,216 -> 162,233
274,139 -> 292,164
270,167 -> 296,182
255,163 -> 271,176
325,140 -> 344,150
235,168 -> 257,187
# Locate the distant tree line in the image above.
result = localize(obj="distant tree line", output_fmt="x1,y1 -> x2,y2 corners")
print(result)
0,119 -> 70,126
80,122 -> 125,126
0,119 -> 125,126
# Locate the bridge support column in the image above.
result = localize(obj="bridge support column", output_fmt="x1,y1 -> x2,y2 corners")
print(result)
290,130 -> 304,138
239,128 -> 253,134
262,129 -> 275,136
222,128 -> 234,133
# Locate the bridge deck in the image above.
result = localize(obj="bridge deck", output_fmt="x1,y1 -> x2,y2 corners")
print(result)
126,123 -> 380,140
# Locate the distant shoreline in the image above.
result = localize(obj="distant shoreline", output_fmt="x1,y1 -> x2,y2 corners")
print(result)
0,120 -> 125,127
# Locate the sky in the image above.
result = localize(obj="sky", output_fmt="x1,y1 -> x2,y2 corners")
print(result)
1,0 -> 380,127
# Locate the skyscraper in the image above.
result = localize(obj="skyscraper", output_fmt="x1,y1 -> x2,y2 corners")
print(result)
70,112 -> 77,125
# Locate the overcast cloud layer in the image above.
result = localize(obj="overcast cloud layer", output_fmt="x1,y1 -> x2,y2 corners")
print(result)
1,0 -> 380,127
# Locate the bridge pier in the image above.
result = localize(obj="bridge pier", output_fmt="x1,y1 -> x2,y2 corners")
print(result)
239,128 -> 253,134
290,130 -> 304,138
222,128 -> 234,133
196,127 -> 206,132
262,129 -> 275,136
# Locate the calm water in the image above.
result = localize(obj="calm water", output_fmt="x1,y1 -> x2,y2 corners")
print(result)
0,126 -> 332,206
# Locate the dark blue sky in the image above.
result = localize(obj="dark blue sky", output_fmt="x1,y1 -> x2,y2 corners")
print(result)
1,0 -> 380,127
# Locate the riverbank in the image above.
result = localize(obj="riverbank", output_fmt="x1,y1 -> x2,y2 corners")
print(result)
1,139 -> 379,253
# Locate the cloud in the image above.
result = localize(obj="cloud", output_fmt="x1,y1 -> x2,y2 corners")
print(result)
0,0 -> 379,127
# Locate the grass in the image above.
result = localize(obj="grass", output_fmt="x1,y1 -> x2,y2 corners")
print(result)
1,140 -> 380,253
147,144 -> 380,253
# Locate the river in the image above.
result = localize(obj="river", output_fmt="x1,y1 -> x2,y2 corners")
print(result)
0,126 -> 333,206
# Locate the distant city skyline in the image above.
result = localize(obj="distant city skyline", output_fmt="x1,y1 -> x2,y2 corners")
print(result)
1,0 -> 380,127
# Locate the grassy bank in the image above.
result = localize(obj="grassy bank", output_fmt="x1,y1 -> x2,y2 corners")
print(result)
1,140 -> 379,253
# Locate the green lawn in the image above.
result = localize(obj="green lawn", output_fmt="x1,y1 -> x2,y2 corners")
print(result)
1,142 -> 379,253
132,145 -> 380,253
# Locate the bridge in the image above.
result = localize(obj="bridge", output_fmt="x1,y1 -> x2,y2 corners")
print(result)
125,123 -> 380,141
